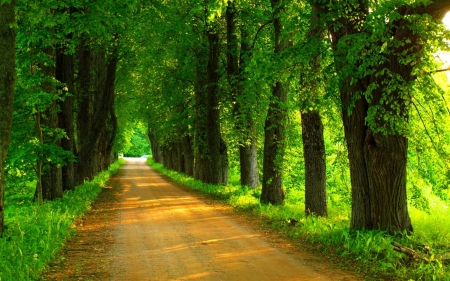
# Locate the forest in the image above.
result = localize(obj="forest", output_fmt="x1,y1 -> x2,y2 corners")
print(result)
1,0 -> 450,280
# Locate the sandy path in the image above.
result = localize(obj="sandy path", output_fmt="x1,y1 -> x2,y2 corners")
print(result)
105,158 -> 359,281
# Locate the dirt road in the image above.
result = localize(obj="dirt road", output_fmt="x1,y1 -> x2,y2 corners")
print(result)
43,158 -> 360,280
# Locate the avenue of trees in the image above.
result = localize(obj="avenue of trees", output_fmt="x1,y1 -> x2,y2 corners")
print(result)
1,0 -> 450,235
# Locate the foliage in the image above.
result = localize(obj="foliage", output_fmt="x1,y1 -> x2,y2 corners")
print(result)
123,126 -> 151,157
0,159 -> 123,280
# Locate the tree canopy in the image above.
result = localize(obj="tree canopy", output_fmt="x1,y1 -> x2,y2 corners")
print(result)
1,0 -> 450,238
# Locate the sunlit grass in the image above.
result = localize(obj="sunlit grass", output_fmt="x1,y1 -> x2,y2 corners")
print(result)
0,159 -> 124,281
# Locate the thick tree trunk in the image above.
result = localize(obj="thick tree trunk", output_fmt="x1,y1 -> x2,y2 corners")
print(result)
341,88 -> 372,230
261,0 -> 290,204
302,110 -> 327,216
300,5 -> 328,216
205,32 -> 228,185
239,143 -> 260,187
56,44 -> 75,191
261,81 -> 288,204
0,0 -> 16,233
77,39 -> 118,183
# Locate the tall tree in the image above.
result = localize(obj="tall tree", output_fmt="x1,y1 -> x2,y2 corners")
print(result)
261,0 -> 291,204
300,5 -> 327,217
314,0 -> 450,232
226,1 -> 260,188
56,8 -> 76,191
0,0 -> 17,233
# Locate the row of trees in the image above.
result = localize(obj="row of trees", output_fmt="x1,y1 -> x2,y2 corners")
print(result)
0,0 -> 139,232
1,0 -> 449,235
124,0 -> 450,233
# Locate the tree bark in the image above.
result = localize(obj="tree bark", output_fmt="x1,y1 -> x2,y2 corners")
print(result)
77,38 -> 119,183
300,5 -> 328,217
41,47 -> 63,201
181,135 -> 194,176
148,126 -> 163,164
76,37 -> 93,184
205,31 -> 228,185
302,110 -> 327,216
56,41 -> 75,191
0,0 -> 16,233
261,0 -> 290,204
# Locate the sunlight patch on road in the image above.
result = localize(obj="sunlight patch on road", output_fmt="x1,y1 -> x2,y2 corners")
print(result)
179,272 -> 211,280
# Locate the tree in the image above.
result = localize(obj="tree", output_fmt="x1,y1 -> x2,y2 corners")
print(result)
300,5 -> 328,217
313,0 -> 450,232
0,0 -> 16,233
261,0 -> 291,204
226,0 -> 261,188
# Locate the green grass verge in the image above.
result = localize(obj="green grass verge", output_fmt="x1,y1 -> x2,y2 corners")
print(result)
0,159 -> 124,281
148,158 -> 450,281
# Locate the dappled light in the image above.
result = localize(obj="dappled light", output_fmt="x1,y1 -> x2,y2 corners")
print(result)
2,0 -> 450,280
101,159 -> 353,280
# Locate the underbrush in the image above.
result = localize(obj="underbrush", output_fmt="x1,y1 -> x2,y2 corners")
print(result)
148,159 -> 450,281
0,159 -> 124,281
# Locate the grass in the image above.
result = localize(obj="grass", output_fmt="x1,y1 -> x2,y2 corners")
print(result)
0,159 -> 124,281
148,158 -> 450,281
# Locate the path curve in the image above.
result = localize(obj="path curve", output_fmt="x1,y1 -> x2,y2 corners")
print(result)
106,158 -> 358,281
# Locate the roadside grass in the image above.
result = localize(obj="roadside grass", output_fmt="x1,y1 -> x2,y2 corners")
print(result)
0,159 -> 124,281
148,158 -> 450,281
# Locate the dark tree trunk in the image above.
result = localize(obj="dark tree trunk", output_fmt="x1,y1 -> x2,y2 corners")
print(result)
181,135 -> 194,176
77,38 -> 119,184
300,5 -> 328,216
41,47 -> 63,200
205,31 -> 228,185
148,126 -> 163,164
0,0 -> 16,233
104,105 -> 117,168
56,42 -> 76,191
302,110 -> 327,216
226,1 -> 260,187
193,73 -> 208,182
261,0 -> 290,204
342,86 -> 372,230
76,37 -> 92,184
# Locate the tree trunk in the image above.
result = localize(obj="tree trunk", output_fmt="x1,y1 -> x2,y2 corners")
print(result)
181,135 -> 194,176
239,143 -> 260,187
77,38 -> 119,183
76,37 -> 92,184
205,31 -> 228,185
41,47 -> 63,200
302,110 -> 327,216
0,0 -> 16,233
227,2 -> 260,187
300,5 -> 328,216
148,126 -> 163,163
56,42 -> 75,191
261,0 -> 290,204
193,65 -> 208,182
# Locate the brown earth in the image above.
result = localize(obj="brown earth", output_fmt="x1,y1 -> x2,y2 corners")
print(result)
41,158 -> 362,281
